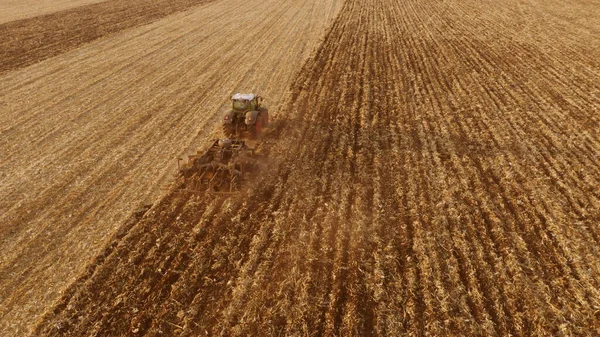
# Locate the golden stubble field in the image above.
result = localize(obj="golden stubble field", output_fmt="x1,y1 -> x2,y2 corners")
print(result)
1,0 -> 600,335
0,0 -> 106,24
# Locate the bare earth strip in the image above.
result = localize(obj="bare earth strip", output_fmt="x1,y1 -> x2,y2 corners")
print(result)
0,0 -> 343,334
0,0 -> 108,24
31,0 -> 600,335
0,0 -> 216,74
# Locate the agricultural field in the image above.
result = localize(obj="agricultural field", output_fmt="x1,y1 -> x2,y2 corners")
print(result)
0,0 -> 219,73
1,0 -> 600,335
0,0 -> 106,24
0,0 -> 342,334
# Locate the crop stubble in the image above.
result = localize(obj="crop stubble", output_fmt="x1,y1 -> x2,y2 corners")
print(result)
0,0 -> 219,74
0,0 -> 107,24
30,0 -> 600,335
0,0 -> 342,334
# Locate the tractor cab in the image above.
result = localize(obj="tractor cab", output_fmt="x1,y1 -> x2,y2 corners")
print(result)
232,93 -> 261,112
224,93 -> 268,138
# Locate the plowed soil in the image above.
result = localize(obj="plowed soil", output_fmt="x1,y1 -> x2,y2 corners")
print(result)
0,0 -> 342,334
4,0 -> 600,335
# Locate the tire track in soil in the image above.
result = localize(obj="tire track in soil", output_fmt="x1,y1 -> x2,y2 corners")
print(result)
0,0 -> 216,74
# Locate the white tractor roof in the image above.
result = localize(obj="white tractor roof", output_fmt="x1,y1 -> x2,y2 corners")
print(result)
232,93 -> 255,101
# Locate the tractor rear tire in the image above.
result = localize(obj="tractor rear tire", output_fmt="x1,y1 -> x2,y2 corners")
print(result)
258,107 -> 269,126
250,119 -> 262,139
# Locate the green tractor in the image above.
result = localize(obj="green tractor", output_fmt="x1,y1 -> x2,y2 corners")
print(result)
223,93 -> 269,138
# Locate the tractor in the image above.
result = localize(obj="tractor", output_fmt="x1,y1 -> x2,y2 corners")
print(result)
223,93 -> 269,138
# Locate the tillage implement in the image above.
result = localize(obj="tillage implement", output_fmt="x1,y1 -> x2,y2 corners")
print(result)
177,139 -> 258,193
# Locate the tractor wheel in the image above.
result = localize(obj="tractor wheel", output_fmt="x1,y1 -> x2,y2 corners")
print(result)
251,119 -> 262,139
258,107 -> 269,126
256,119 -> 262,134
